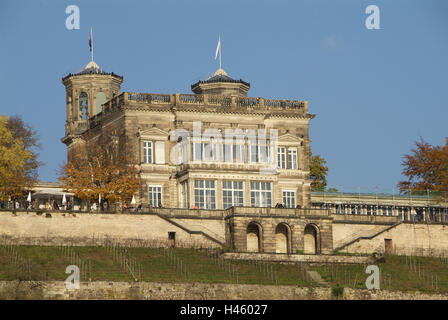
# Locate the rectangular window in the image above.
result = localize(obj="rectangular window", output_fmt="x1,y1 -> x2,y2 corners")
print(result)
143,141 -> 153,164
203,142 -> 218,161
248,140 -> 258,163
258,139 -> 270,163
193,141 -> 202,161
221,141 -> 233,162
234,140 -> 245,163
282,190 -> 296,208
194,180 -> 216,209
222,181 -> 244,209
181,181 -> 189,208
250,181 -> 272,207
180,138 -> 190,164
277,147 -> 286,169
149,185 -> 162,207
288,148 -> 298,169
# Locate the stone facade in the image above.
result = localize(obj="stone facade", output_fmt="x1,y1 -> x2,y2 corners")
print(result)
61,62 -> 313,210
60,60 -> 319,254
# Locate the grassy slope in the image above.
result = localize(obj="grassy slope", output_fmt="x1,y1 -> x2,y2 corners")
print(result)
1,245 -> 447,294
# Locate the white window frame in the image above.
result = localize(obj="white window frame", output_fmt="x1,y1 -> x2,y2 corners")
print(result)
222,181 -> 244,209
282,190 -> 296,208
203,141 -> 218,162
194,180 -> 216,209
148,185 -> 162,207
250,181 -> 272,207
234,139 -> 245,163
143,141 -> 153,164
258,139 -> 270,163
181,181 -> 189,208
287,148 -> 298,169
248,139 -> 258,163
277,147 -> 286,169
192,138 -> 202,162
221,141 -> 233,163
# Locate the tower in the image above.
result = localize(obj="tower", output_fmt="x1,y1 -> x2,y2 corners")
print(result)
61,60 -> 123,159
191,68 -> 250,97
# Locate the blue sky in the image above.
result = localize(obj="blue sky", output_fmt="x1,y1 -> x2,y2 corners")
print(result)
0,0 -> 447,193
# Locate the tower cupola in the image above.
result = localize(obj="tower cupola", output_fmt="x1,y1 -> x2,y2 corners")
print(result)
191,68 -> 250,97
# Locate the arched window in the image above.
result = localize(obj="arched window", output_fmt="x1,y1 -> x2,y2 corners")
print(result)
95,92 -> 107,115
79,92 -> 89,120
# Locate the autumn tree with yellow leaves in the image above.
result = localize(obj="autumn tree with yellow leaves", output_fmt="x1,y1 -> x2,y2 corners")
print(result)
0,115 -> 40,202
59,135 -> 141,206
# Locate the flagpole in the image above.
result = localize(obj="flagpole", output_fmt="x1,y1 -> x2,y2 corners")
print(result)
90,27 -> 94,62
219,35 -> 222,69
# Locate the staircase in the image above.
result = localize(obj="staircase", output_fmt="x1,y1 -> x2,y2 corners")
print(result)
334,222 -> 403,253
153,212 -> 226,246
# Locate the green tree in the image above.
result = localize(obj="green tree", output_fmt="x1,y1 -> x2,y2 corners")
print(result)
0,115 -> 35,201
309,150 -> 329,191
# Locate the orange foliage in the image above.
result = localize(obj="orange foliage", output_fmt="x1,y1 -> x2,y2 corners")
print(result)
59,136 -> 141,203
398,137 -> 448,198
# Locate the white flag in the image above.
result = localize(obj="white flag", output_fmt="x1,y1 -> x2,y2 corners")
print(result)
215,36 -> 221,60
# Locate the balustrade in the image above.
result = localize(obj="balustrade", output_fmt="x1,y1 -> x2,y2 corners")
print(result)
102,91 -> 305,112
179,94 -> 204,104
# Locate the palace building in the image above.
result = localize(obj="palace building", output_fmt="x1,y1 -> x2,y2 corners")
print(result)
61,61 -> 313,211
57,59 -> 448,256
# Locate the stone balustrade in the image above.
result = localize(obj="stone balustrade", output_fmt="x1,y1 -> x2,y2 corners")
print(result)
150,206 -> 330,218
100,92 -> 306,114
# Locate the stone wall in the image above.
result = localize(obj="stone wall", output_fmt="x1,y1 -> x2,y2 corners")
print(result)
222,253 -> 373,264
332,222 -> 392,249
2,210 -> 448,257
0,211 -> 222,248
342,288 -> 448,300
338,222 -> 448,256
1,281 -> 447,300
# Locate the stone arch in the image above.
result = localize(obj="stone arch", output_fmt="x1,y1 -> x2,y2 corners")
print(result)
275,223 -> 291,254
246,222 -> 263,253
304,223 -> 321,254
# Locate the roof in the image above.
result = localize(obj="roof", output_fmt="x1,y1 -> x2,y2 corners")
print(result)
62,60 -> 123,81
191,68 -> 250,88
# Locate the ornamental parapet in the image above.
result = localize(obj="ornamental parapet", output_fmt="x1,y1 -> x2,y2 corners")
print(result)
100,92 -> 309,116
